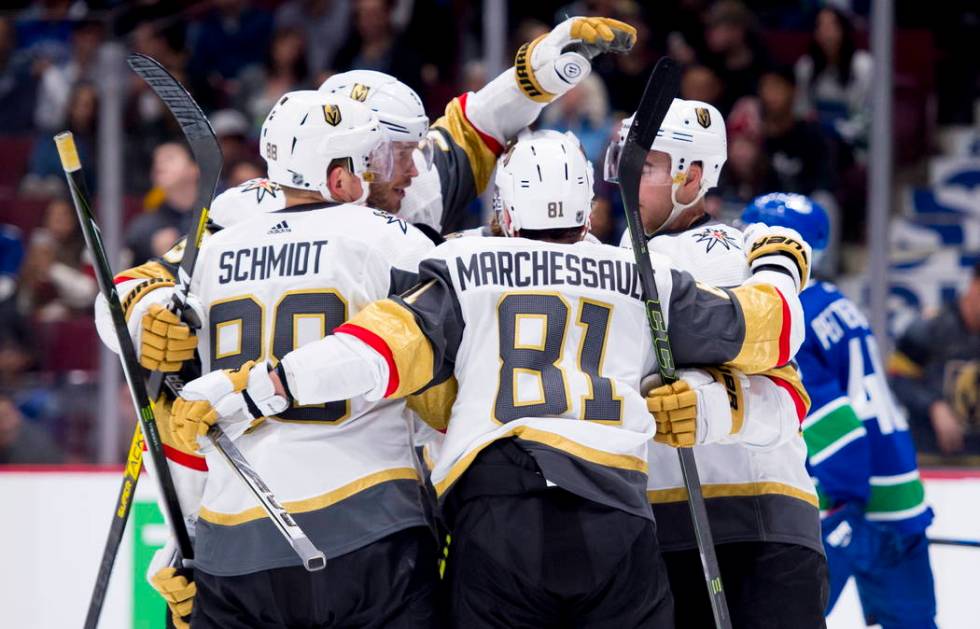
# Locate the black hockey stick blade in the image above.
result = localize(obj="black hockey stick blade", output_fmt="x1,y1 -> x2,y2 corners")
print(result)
55,133 -> 194,629
126,53 -> 222,399
616,58 -> 733,629
618,56 -> 681,384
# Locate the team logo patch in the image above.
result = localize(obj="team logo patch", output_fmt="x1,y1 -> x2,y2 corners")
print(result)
692,227 -> 739,252
350,83 -> 370,102
323,104 -> 342,126
241,178 -> 281,203
694,107 -> 711,128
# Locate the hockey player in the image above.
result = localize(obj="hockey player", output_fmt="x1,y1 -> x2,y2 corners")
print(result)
320,16 -> 637,232
743,193 -> 936,629
154,91 -> 448,627
605,99 -> 827,627
172,131 -> 812,627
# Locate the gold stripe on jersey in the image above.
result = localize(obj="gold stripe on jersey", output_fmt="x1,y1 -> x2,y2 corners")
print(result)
433,425 -> 648,495
407,377 -> 458,431
348,299 -> 435,398
728,284 -> 788,374
199,467 -> 420,526
648,481 -> 819,508
762,364 -> 811,417
433,99 -> 499,193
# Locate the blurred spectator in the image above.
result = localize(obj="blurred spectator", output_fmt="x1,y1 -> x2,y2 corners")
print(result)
236,26 -> 309,134
24,80 -> 97,196
275,0 -> 350,75
0,223 -> 24,304
590,1 -> 658,114
226,159 -> 265,188
187,0 -> 273,108
0,316 -> 35,389
211,108 -> 253,171
680,63 -> 723,104
759,65 -> 835,197
794,7 -> 873,158
34,19 -> 102,132
0,16 -> 38,134
125,142 -> 199,265
702,0 -> 770,116
540,74 -> 613,164
334,0 -> 423,94
17,197 -> 95,322
0,391 -> 63,464
714,96 -> 766,213
890,263 -> 980,456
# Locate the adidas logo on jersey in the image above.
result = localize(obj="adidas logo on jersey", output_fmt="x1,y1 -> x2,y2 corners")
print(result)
267,220 -> 291,234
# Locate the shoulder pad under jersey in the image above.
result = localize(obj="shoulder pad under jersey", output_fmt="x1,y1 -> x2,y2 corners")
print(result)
209,178 -> 286,229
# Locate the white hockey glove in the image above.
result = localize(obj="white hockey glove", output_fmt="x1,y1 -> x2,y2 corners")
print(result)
743,223 -> 812,292
171,361 -> 289,453
645,368 -> 749,448
515,16 -> 636,103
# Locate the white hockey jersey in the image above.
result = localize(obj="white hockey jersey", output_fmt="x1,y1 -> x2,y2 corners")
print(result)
621,221 -> 821,553
279,235 -> 805,520
188,203 -> 434,575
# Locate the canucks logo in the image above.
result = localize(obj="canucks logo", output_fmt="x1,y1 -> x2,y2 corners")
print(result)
241,178 -> 281,203
695,106 -> 712,128
323,104 -> 342,126
692,227 -> 739,252
350,83 -> 370,102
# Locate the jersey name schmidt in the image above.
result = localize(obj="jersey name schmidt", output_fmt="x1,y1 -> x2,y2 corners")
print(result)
218,240 -> 329,284
455,250 -> 642,299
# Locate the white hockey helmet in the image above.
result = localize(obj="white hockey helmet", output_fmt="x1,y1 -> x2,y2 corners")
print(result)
495,129 -> 595,237
605,98 -> 727,229
260,91 -> 393,204
319,70 -> 428,141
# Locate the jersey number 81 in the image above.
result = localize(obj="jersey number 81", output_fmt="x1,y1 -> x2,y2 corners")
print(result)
495,293 -> 623,424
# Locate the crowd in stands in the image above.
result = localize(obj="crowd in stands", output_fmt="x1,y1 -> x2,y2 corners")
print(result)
0,0 -> 976,464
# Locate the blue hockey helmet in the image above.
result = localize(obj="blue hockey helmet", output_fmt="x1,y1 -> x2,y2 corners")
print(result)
741,193 -> 829,253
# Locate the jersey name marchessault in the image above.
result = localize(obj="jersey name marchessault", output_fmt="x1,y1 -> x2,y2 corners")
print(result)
455,249 -> 642,299
217,240 -> 329,284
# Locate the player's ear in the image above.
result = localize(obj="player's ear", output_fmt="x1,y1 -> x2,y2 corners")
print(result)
327,162 -> 359,202
685,161 -> 704,189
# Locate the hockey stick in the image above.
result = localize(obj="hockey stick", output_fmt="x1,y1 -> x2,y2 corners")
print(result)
618,57 -> 732,629
126,52 -> 223,400
929,537 -> 980,549
76,55 -> 220,628
55,132 -> 195,629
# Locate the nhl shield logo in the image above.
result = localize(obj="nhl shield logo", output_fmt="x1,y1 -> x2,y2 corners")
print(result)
323,104 -> 342,126
694,107 -> 711,128
350,83 -> 370,102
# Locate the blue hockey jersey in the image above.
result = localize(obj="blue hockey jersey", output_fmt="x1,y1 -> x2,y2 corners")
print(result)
798,282 -> 932,534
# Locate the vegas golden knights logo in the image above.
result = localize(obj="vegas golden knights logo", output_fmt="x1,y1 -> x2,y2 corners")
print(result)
695,107 -> 711,128
350,83 -> 370,102
323,104 -> 342,126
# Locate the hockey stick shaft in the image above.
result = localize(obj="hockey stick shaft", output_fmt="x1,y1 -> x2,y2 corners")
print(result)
928,537 -> 980,548
618,58 -> 731,629
126,53 -> 223,402
55,132 -> 194,629
207,427 -> 326,571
